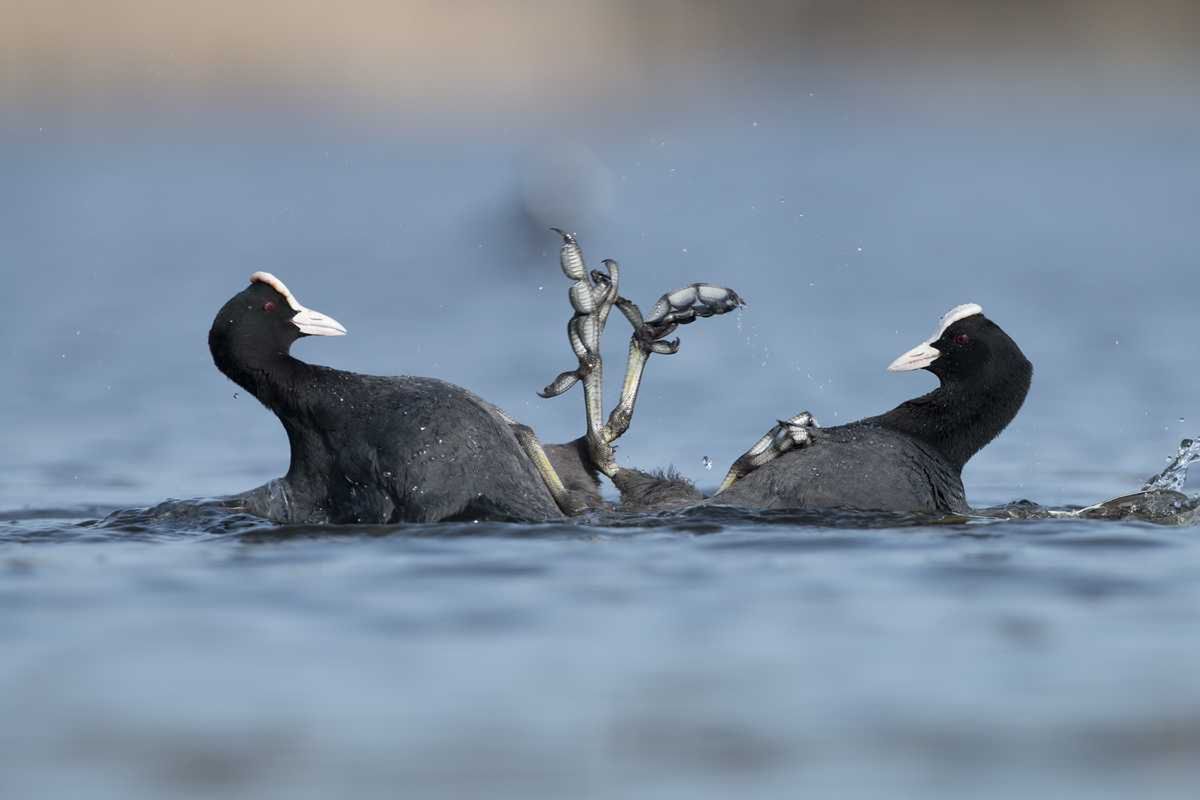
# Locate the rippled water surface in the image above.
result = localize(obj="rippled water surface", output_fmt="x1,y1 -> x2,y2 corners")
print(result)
3,502 -> 1200,799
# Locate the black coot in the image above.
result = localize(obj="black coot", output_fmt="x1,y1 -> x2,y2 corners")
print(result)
209,273 -> 597,524
711,304 -> 1032,513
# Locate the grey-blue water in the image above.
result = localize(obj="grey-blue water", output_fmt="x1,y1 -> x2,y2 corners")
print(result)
4,66 -> 1200,797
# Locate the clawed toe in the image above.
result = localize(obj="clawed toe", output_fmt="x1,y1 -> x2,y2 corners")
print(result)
539,370 -> 581,398
779,412 -> 817,444
646,283 -> 745,327
717,411 -> 819,493
537,230 -> 743,482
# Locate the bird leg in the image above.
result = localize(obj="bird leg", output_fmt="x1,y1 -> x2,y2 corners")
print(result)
644,283 -> 747,329
717,412 -> 818,493
509,422 -> 591,516
600,284 -> 746,454
492,406 -> 590,516
538,229 -> 620,473
538,229 -> 745,478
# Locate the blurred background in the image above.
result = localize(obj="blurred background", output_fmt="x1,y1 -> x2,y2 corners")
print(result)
4,4 -> 1200,800
4,0 -> 1200,509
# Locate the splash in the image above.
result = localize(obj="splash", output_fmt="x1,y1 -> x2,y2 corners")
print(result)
1142,437 -> 1200,493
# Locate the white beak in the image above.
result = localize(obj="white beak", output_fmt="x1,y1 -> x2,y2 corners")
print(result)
291,307 -> 348,337
887,302 -> 984,373
888,341 -> 940,372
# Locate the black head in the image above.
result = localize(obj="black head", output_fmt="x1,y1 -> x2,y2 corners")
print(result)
209,272 -> 346,379
887,303 -> 1028,385
883,303 -> 1032,469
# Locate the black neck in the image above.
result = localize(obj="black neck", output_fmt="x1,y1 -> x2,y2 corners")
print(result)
210,338 -> 335,499
875,364 -> 1032,472
210,343 -> 308,415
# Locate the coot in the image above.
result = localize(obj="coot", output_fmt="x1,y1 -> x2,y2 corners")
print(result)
711,304 -> 1032,512
209,272 -> 599,523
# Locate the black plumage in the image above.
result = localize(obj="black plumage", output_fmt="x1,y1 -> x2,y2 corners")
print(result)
711,310 -> 1031,512
210,275 -> 570,523
211,274 -> 1029,522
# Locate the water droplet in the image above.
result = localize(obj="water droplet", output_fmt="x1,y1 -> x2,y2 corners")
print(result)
1180,417 -> 1186,423
702,456 -> 713,471
681,248 -> 688,254
1144,438 -> 1200,492
233,392 -> 239,399
538,285 -> 544,291
419,426 -> 426,431
383,471 -> 392,478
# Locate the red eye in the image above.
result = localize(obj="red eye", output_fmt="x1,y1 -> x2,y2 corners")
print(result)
263,301 -> 277,313
954,333 -> 970,346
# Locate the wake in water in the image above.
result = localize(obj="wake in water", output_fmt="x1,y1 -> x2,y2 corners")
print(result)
979,437 -> 1200,526
1068,437 -> 1200,524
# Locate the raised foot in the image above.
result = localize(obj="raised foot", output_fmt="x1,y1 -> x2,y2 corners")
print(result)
645,283 -> 746,329
628,282 -> 743,358
537,229 -> 744,480
717,412 -> 818,493
536,229 -> 622,474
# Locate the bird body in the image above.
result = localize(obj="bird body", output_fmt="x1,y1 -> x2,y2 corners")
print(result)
210,274 -> 568,524
709,422 -> 967,513
210,269 -> 1029,523
243,369 -> 564,524
710,305 -> 1031,512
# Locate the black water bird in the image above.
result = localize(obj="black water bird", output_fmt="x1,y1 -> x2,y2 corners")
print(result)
209,269 -> 1027,522
709,304 -> 1032,513
209,273 -> 600,524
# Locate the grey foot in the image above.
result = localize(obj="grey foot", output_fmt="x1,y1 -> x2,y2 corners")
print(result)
627,282 -> 743,358
645,283 -> 746,329
539,228 -> 621,475
717,412 -> 818,493
537,231 -> 745,481
599,281 -> 746,467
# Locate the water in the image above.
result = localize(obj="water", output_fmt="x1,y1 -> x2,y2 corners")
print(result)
1144,439 -> 1200,493
5,42 -> 1200,799
3,501 -> 1200,799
